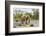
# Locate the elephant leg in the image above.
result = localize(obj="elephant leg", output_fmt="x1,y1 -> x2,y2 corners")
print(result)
25,20 -> 27,24
22,21 -> 23,24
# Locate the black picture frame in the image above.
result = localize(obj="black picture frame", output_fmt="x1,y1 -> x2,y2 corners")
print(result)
5,1 -> 45,35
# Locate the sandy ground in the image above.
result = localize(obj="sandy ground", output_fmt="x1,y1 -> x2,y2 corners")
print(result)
13,20 -> 39,28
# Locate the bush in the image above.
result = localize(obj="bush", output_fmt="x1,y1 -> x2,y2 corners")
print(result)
30,24 -> 33,27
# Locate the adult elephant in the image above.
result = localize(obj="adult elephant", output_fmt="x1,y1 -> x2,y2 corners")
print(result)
21,15 -> 30,24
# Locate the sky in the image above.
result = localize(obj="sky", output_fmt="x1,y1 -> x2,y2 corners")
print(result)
14,8 -> 33,13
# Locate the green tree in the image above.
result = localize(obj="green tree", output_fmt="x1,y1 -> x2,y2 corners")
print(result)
32,9 -> 39,20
